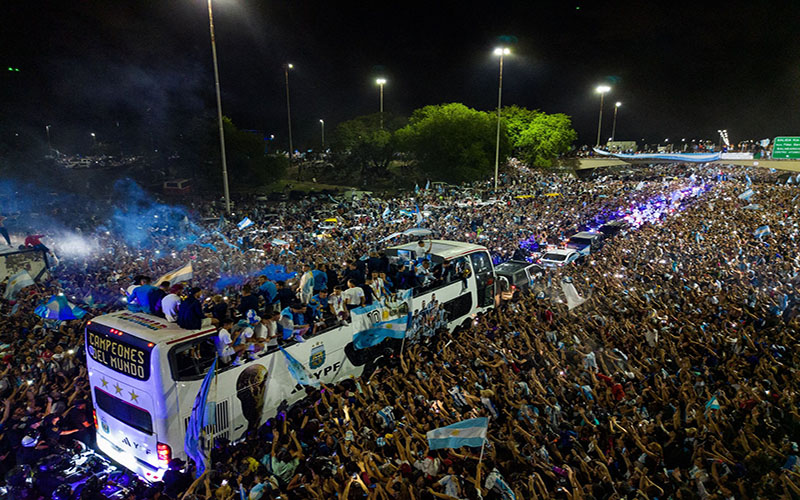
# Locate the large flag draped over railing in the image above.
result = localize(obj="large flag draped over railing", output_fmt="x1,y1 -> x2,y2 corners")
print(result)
185,357 -> 217,476
353,313 -> 411,350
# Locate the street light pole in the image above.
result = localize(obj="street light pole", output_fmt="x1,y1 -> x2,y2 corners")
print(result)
319,119 -> 325,150
595,85 -> 611,147
375,78 -> 386,129
90,132 -> 97,147
611,101 -> 621,141
207,0 -> 231,214
45,125 -> 52,152
285,64 -> 294,162
493,47 -> 510,192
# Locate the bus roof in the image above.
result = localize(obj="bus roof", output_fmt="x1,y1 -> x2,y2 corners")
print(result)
89,311 -> 216,346
384,239 -> 487,261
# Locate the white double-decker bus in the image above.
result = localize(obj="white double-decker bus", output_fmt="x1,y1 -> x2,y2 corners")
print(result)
85,240 -> 495,480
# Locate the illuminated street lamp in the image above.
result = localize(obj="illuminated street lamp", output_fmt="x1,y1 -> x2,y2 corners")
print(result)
611,101 -> 621,141
45,125 -> 52,152
206,0 -> 231,214
90,132 -> 97,147
493,47 -> 511,191
319,119 -> 325,150
595,85 -> 611,147
375,78 -> 387,129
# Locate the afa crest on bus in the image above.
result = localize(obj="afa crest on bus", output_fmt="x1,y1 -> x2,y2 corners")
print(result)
309,342 -> 326,369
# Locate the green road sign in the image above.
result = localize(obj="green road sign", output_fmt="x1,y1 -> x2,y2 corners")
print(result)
773,137 -> 800,159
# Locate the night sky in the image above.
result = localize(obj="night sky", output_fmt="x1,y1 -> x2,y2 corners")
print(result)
3,0 -> 800,153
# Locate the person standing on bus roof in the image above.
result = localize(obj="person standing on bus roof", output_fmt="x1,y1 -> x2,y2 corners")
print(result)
256,311 -> 280,349
299,264 -> 315,304
275,281 -> 296,311
237,284 -> 259,319
343,262 -> 364,285
216,317 -> 237,364
280,302 -> 309,341
417,239 -> 433,261
152,281 -> 169,318
342,280 -> 365,311
161,284 -> 183,322
177,287 -> 205,330
256,275 -> 278,313
312,263 -> 328,297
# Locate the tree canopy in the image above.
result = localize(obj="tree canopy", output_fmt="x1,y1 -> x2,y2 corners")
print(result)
331,112 -> 404,184
396,103 -> 509,184
503,106 -> 577,168
187,116 -> 287,189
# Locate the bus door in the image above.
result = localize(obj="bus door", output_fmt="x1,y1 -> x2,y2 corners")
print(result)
86,324 -> 162,472
469,251 -> 495,309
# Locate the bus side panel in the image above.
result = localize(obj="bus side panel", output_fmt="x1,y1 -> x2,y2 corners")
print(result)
174,324 -> 364,446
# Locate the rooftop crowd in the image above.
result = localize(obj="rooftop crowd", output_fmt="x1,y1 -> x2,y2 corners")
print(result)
2,162 -> 800,499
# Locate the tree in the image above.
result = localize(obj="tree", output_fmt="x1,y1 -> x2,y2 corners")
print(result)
185,116 -> 287,189
502,105 -> 542,148
331,112 -> 404,185
395,103 -> 509,184
515,113 -> 577,168
503,106 -> 577,168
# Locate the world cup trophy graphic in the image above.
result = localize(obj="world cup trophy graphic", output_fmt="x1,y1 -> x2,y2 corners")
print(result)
236,364 -> 268,434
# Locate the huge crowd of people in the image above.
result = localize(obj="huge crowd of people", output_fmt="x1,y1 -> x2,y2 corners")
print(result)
1,162 -> 800,499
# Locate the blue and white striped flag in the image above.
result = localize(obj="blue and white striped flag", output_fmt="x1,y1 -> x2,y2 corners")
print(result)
279,347 -> 320,388
426,417 -> 488,450
184,357 -> 217,476
353,313 -> 410,350
382,206 -> 391,219
3,270 -> 35,300
745,174 -> 752,188
415,204 -> 423,226
705,395 -> 720,411
754,225 -> 771,238
155,262 -> 193,286
237,216 -> 254,230
738,188 -> 755,201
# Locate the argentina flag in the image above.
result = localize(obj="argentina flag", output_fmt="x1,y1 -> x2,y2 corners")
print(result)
237,216 -> 254,230
184,357 -> 217,476
426,417 -> 488,450
754,225 -> 771,238
353,313 -> 411,350
279,347 -> 320,388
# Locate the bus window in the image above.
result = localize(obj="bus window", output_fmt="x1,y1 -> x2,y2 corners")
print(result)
443,293 -> 472,321
169,337 -> 216,381
469,251 -> 492,275
95,387 -> 153,434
